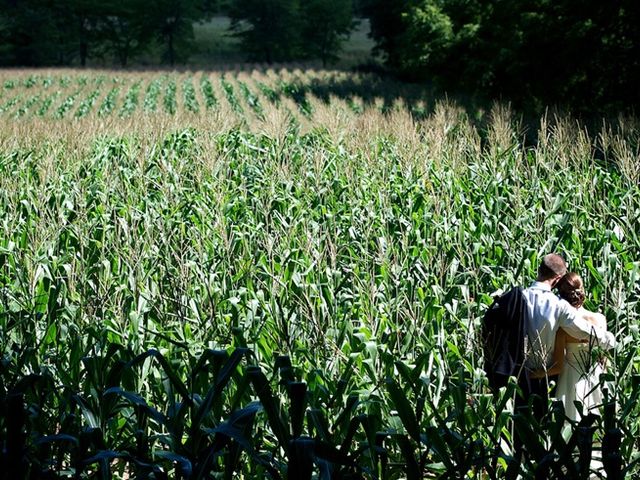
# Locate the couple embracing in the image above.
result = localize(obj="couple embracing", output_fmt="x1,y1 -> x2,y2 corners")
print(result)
521,253 -> 615,420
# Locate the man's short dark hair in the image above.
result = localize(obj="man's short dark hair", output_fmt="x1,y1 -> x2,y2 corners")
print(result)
537,253 -> 567,281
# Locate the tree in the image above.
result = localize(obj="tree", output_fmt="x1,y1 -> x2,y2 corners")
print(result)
200,0 -> 231,16
361,0 -> 408,67
0,0 -> 59,66
368,0 -> 640,113
97,0 -> 153,67
34,0 -> 103,67
0,0 -> 207,67
396,0 -> 454,76
62,0 -> 102,67
300,0 -> 355,66
148,0 -> 200,66
229,0 -> 302,63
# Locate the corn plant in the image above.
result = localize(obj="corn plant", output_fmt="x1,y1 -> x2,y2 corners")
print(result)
183,77 -> 199,114
0,93 -> 22,115
200,76 -> 217,110
98,87 -> 120,117
164,78 -> 177,115
120,81 -> 142,118
75,89 -> 101,118
144,77 -> 164,113
22,75 -> 38,88
0,69 -> 638,479
220,76 -> 242,114
255,80 -> 280,105
37,92 -> 60,116
14,93 -> 40,118
237,80 -> 264,119
279,80 -> 312,116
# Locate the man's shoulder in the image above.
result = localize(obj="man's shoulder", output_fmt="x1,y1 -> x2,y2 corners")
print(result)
523,282 -> 558,300
523,282 -> 575,315
495,286 -> 527,305
524,281 -> 552,292
493,287 -> 530,318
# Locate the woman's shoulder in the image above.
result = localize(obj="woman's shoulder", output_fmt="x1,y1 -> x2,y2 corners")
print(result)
577,307 -> 607,329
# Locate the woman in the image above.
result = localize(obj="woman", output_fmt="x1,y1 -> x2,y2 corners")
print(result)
545,272 -> 613,477
533,272 -> 610,420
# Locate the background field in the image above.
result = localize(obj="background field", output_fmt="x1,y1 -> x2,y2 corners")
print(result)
1,68 -> 639,478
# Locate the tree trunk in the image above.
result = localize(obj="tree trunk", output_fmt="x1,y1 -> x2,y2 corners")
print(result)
168,31 -> 175,66
80,43 -> 87,67
119,40 -> 129,67
79,19 -> 88,67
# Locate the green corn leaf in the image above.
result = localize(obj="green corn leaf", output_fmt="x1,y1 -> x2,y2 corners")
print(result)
288,436 -> 315,480
206,401 -> 262,452
386,377 -> 420,443
396,434 -> 420,480
191,348 -> 248,431
35,434 -> 79,446
307,408 -> 330,443
72,394 -> 101,429
216,348 -> 248,392
128,349 -> 192,406
247,365 -> 290,447
289,381 -> 307,438
314,440 -> 356,468
154,451 -> 193,478
103,387 -> 167,426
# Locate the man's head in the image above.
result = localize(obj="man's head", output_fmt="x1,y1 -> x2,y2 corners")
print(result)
537,253 -> 567,286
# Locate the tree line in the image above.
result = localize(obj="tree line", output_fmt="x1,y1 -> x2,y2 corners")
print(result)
364,0 -> 640,112
0,0 -> 357,67
0,0 -> 213,67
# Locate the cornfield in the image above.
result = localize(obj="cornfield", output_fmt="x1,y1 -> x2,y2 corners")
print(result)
1,68 -> 639,479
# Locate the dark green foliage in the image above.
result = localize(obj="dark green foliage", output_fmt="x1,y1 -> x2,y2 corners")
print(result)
200,76 -> 218,109
97,0 -> 154,67
228,0 -> 303,63
0,0 -> 63,66
146,0 -> 200,66
229,0 -> 355,64
119,82 -> 142,117
143,77 -> 164,112
220,76 -> 242,113
0,343 -> 634,478
0,0 -> 200,67
0,0 -> 146,67
361,0 -> 407,67
365,0 -> 640,113
164,78 -> 177,114
300,0 -> 356,66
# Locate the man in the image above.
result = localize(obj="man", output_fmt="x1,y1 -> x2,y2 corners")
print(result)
521,253 -> 615,412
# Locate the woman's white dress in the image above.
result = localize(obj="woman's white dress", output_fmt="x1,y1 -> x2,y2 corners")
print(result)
555,309 -> 608,477
555,341 -> 604,421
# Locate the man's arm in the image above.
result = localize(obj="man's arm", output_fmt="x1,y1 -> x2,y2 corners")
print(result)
559,301 -> 616,349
